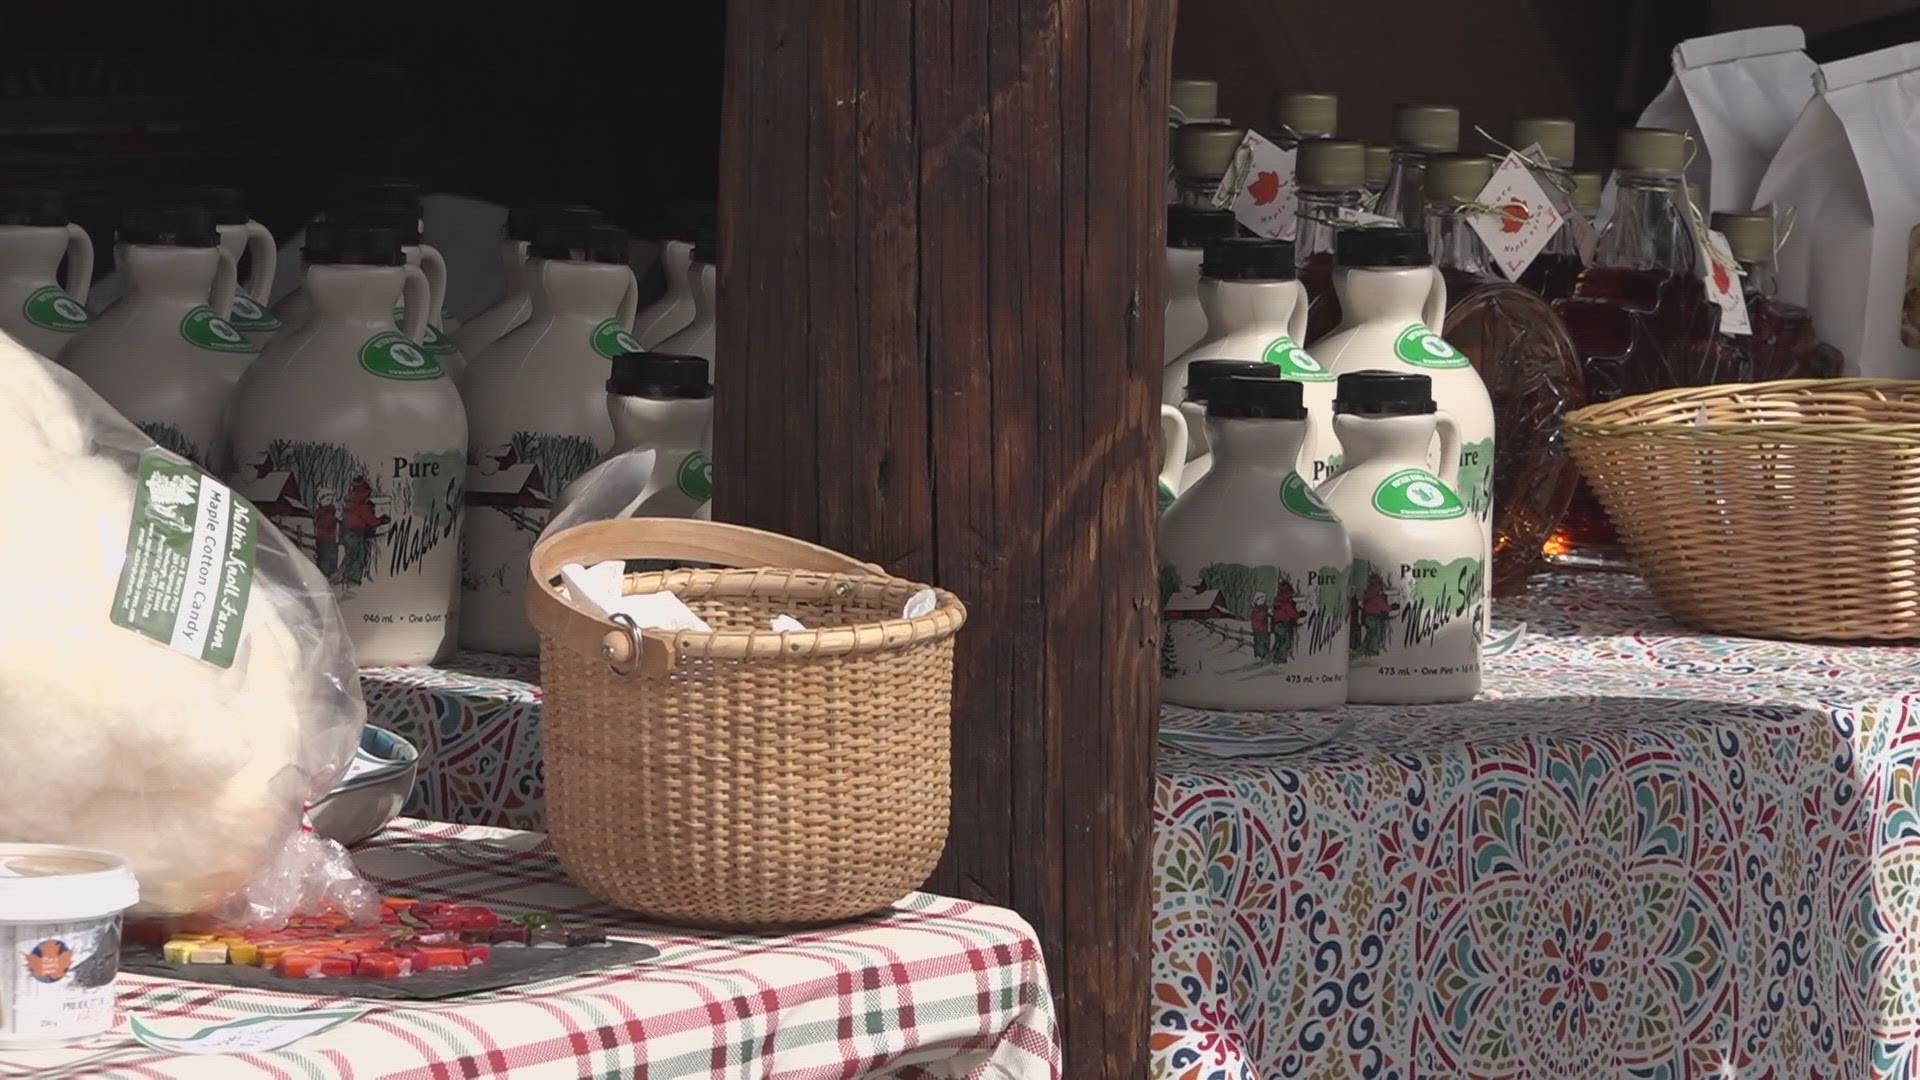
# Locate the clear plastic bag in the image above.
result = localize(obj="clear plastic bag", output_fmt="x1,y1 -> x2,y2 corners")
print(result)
0,333 -> 372,927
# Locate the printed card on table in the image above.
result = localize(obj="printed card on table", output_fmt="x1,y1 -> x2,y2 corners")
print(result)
1467,152 -> 1564,282
1515,141 -> 1597,264
1212,130 -> 1299,242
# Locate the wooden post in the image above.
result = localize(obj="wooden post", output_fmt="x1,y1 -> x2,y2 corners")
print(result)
717,2 -> 1172,1077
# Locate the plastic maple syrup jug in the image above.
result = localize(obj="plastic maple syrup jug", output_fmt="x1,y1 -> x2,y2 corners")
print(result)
227,221 -> 466,666
654,231 -> 716,361
1314,372 -> 1483,704
553,352 -> 715,526
1164,206 -> 1237,366
0,188 -> 94,362
634,202 -> 713,348
179,184 -> 283,350
462,221 -> 640,654
65,207 -> 255,474
1176,358 -> 1278,491
1306,227 -> 1494,578
453,203 -> 606,369
1164,238 -> 1313,460
325,204 -> 469,388
1160,375 -> 1351,710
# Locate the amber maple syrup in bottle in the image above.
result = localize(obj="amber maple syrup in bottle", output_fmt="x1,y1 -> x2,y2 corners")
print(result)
1550,127 -> 1722,562
1293,139 -> 1368,345
1378,105 -> 1460,232
1424,153 -> 1587,596
1509,118 -> 1586,301
1710,209 -> 1843,382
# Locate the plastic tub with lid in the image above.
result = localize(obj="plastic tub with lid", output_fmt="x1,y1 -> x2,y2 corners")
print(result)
0,844 -> 139,1047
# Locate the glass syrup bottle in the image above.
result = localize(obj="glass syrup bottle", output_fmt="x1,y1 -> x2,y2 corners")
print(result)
1364,145 -> 1393,200
1174,123 -> 1245,210
1294,139 -> 1369,345
1377,104 -> 1460,232
1550,127 -> 1723,562
1423,153 -> 1587,597
1710,209 -> 1843,382
1509,117 -> 1586,301
1265,91 -> 1338,148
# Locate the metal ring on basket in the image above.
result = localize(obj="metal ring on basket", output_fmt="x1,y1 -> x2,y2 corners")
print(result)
602,612 -> 645,676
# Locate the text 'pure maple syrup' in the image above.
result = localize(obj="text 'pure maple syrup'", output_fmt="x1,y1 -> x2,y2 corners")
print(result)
1423,153 -> 1586,597
1551,127 -> 1721,557
1710,209 -> 1843,382
1293,139 -> 1369,345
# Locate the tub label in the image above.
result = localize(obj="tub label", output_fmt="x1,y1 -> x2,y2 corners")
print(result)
592,318 -> 643,359
110,450 -> 257,669
1,915 -> 123,1042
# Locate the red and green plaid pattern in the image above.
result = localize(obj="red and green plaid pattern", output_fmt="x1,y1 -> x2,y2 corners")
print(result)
0,821 -> 1060,1080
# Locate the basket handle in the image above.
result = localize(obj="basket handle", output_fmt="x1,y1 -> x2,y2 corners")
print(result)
524,518 -> 885,676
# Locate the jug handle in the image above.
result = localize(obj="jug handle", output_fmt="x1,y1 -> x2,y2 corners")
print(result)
1433,410 -> 1462,489
1159,404 -> 1189,497
1285,280 -> 1309,343
62,223 -> 94,306
1422,266 -> 1448,332
415,243 -> 450,328
617,265 -> 639,331
397,266 -> 433,343
209,247 -> 239,320
241,219 -> 277,302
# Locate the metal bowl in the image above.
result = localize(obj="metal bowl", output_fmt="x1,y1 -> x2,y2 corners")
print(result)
308,726 -> 420,848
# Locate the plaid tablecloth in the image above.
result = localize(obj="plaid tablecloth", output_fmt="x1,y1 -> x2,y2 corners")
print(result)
0,821 -> 1060,1080
1154,571 -> 1920,1080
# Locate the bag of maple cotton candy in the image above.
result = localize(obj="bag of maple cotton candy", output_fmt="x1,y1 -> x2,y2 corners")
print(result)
0,330 -> 376,927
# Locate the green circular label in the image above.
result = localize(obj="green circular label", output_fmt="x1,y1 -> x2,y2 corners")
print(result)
1371,467 -> 1466,520
1158,480 -> 1177,513
1392,324 -> 1468,369
1280,473 -> 1337,521
228,289 -> 283,331
23,285 -> 89,332
1262,335 -> 1332,382
421,321 -> 458,355
359,330 -> 444,381
677,451 -> 713,501
179,306 -> 259,353
592,318 -> 644,359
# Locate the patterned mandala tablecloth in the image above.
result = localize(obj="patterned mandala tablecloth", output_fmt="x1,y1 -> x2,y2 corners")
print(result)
1154,570 -> 1920,1080
0,820 -> 1060,1080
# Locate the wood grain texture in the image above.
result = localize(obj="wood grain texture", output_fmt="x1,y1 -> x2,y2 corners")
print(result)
718,2 -> 1171,1076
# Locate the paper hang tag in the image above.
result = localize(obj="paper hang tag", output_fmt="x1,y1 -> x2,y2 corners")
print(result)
1466,152 -> 1565,282
1212,130 -> 1299,242
1698,229 -> 1752,336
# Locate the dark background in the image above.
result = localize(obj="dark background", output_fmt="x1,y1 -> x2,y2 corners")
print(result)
0,6 -> 727,243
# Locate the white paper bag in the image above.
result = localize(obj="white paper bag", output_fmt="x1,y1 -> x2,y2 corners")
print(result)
1635,25 -> 1817,213
1755,42 -> 1920,377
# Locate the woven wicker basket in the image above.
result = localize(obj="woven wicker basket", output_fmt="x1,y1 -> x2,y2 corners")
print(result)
1562,378 -> 1920,641
524,518 -> 966,927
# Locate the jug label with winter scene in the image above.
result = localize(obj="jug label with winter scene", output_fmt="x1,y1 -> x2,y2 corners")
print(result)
235,442 -> 464,616
1160,560 -> 1349,683
1347,556 -> 1483,676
